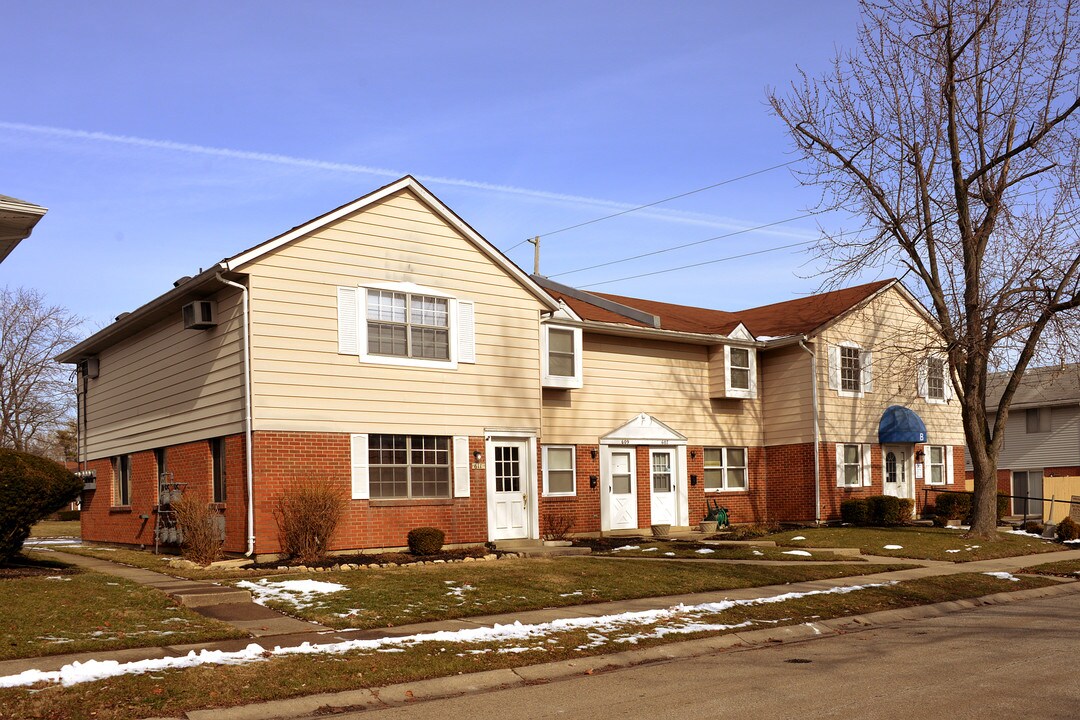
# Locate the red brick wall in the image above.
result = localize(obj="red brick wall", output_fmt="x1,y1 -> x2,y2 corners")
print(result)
252,431 -> 488,554
537,445 -> 601,535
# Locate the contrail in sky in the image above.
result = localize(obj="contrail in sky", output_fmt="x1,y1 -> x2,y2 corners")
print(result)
0,120 -> 819,240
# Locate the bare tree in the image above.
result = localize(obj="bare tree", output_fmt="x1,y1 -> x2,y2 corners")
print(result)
0,288 -> 82,454
769,0 -> 1080,538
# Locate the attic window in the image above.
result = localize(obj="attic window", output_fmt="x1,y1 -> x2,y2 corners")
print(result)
722,345 -> 757,399
542,325 -> 583,389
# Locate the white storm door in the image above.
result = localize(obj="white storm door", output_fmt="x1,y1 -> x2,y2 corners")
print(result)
607,448 -> 638,530
649,448 -> 677,526
491,441 -> 529,540
883,446 -> 912,502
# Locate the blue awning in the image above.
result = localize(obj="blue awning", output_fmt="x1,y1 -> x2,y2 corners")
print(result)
878,405 -> 927,444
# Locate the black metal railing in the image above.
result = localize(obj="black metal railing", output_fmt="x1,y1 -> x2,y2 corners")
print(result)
922,486 -> 1080,525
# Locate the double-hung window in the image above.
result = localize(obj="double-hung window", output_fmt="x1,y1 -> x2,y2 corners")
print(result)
542,325 -> 583,389
368,434 -> 451,499
926,358 -> 945,400
840,347 -> 861,392
542,446 -> 576,495
829,343 -> 872,397
703,447 -> 748,491
211,438 -> 227,503
367,290 -> 449,360
836,443 -> 871,487
113,455 -> 132,506
926,446 -> 946,485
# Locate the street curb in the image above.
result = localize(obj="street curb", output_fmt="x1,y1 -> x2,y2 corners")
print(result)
186,578 -> 1080,720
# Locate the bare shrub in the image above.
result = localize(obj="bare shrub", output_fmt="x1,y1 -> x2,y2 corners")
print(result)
542,510 -> 575,541
172,493 -> 223,566
273,479 -> 346,564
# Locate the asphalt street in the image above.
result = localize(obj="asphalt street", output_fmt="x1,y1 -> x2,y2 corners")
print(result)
339,591 -> 1080,720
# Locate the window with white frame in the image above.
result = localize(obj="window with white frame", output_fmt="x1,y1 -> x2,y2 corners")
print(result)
542,325 -> 583,389
926,357 -> 945,400
723,346 -> 756,398
368,434 -> 451,499
543,446 -> 576,495
840,347 -> 861,393
337,284 -> 475,369
829,343 -> 872,397
113,455 -> 132,506
926,445 -> 946,485
703,447 -> 748,491
837,443 -> 869,487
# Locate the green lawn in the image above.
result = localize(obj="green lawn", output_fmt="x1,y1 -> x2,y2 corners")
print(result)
578,538 -> 859,562
29,520 -> 81,538
0,559 -> 246,661
767,526 -> 1061,562
0,572 -> 1054,720
238,555 -> 908,630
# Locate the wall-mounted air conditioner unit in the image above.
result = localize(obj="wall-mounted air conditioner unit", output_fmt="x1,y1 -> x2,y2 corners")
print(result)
182,300 -> 217,330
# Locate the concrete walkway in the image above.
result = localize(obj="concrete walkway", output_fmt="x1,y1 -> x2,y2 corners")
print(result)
3,547 -> 1078,683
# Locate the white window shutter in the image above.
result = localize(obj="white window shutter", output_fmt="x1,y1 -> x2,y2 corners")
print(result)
828,346 -> 841,390
457,301 -> 476,364
861,444 -> 872,486
917,358 -> 928,398
453,436 -> 471,497
942,360 -> 953,400
945,446 -> 955,485
860,350 -> 873,393
350,434 -> 369,500
338,287 -> 359,355
835,444 -> 845,486
922,449 -> 931,484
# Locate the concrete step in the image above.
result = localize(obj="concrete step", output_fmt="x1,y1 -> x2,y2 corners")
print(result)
169,585 -> 253,608
492,540 -> 591,557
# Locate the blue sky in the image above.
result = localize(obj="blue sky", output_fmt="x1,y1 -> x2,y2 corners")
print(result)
1,1 -> 873,331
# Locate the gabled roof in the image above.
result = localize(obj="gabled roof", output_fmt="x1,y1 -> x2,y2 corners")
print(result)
0,194 -> 47,263
535,277 -> 897,340
986,364 -> 1080,411
58,176 -> 560,362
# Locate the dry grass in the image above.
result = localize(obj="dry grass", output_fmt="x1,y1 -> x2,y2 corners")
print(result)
578,538 -> 860,562
767,526 -> 1061,562
0,572 -> 1055,720
29,520 -> 80,538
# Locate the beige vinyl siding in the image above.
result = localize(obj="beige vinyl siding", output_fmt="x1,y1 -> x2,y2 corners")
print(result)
995,405 -> 1080,470
84,287 -> 245,459
241,188 -> 545,437
761,344 -> 814,445
816,287 -> 964,445
542,333 -> 763,446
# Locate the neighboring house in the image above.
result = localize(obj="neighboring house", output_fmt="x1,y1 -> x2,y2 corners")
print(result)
0,194 -> 47,263
971,365 -> 1080,520
58,176 -> 965,557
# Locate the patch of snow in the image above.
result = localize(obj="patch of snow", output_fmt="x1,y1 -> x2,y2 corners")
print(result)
236,579 -> 346,609
44,576 -> 71,581
1007,529 -> 1044,538
559,591 -> 583,598
445,583 -> 475,600
23,538 -> 81,546
782,550 -> 812,557
0,582 -> 896,689
790,536 -> 806,541
984,571 -> 1021,582
612,545 -> 640,552
883,545 -> 903,550
663,552 -> 676,557
945,549 -> 961,553
642,547 -> 658,552
1066,539 -> 1080,544
752,550 -> 764,556
944,525 -> 971,530
695,548 -> 715,555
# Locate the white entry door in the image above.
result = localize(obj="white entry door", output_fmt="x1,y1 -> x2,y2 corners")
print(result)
606,448 -> 638,530
490,441 -> 529,540
883,445 -> 913,503
649,448 -> 677,526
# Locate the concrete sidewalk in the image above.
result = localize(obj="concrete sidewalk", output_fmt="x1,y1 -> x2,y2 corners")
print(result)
3,546 -> 1078,682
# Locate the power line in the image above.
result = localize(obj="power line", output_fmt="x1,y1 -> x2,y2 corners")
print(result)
549,212 -> 819,278
503,159 -> 799,252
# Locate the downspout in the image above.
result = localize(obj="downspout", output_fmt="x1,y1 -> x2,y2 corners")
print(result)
216,274 -> 256,556
798,337 -> 821,524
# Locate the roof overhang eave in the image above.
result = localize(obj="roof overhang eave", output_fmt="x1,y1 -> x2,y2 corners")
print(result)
573,319 -> 760,346
56,264 -> 230,363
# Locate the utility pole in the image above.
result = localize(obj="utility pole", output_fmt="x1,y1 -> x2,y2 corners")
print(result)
527,236 -> 540,275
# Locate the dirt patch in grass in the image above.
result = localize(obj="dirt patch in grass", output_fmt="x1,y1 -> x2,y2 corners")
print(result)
0,572 -> 1055,720
248,544 -> 492,571
574,537 -> 859,562
0,565 -> 246,661
0,554 -> 75,579
242,556 -> 909,630
766,526 -> 1061,562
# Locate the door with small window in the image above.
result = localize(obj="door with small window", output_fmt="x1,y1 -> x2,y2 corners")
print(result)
882,445 -> 913,505
603,447 -> 638,530
649,448 -> 677,526
490,441 -> 529,540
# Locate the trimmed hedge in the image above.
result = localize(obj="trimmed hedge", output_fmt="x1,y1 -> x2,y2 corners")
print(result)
0,449 -> 82,563
839,495 -> 908,527
933,491 -> 1011,525
407,526 -> 445,555
57,509 -> 80,522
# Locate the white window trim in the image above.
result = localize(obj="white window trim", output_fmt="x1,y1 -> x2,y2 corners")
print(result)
723,345 -> 757,399
356,282 -> 462,370
703,446 -> 749,493
541,324 -> 583,389
923,445 -> 949,486
918,354 -> 950,405
835,442 -> 873,488
830,342 -> 870,398
542,445 -> 577,497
